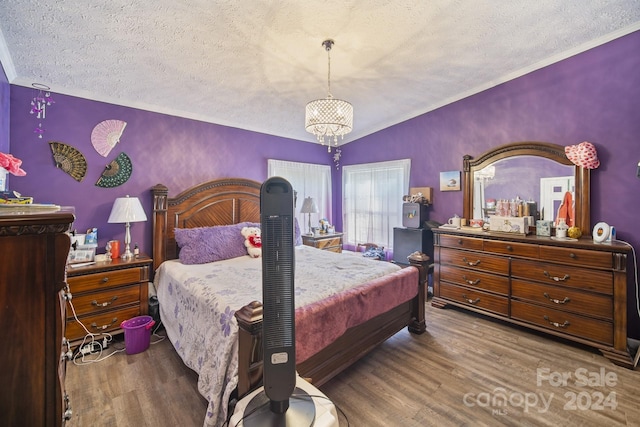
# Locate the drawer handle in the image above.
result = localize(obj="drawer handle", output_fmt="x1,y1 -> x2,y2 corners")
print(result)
91,296 -> 118,307
505,245 -> 513,251
101,277 -> 110,283
543,271 -> 570,282
543,293 -> 570,305
543,315 -> 570,329
462,257 -> 481,266
462,294 -> 480,305
90,318 -> 118,331
457,239 -> 464,245
569,253 -> 576,259
462,275 -> 480,286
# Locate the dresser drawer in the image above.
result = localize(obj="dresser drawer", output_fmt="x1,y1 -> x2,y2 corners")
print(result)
439,234 -> 483,251
484,239 -> 539,258
439,283 -> 509,316
511,279 -> 612,320
511,300 -> 613,346
511,259 -> 612,295
440,247 -> 509,275
440,264 -> 509,295
66,305 -> 142,341
539,246 -> 612,269
67,267 -> 146,293
66,284 -> 142,317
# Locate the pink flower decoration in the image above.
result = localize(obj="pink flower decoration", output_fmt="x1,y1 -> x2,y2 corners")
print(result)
0,152 -> 27,176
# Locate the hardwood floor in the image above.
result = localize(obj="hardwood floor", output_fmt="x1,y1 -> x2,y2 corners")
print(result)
66,303 -> 640,427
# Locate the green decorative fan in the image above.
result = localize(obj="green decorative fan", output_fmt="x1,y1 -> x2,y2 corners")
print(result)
95,152 -> 133,188
49,141 -> 87,182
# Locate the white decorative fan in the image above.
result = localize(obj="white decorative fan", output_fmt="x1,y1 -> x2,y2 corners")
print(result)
91,119 -> 127,157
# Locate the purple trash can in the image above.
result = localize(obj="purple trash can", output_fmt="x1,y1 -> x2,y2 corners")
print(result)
121,315 -> 155,354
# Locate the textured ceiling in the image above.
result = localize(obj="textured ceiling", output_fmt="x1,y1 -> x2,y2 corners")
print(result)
1,1 -> 639,146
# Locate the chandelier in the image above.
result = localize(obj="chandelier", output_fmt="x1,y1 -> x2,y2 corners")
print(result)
305,39 -> 353,152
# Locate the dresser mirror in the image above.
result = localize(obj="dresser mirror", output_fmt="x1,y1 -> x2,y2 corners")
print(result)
462,141 -> 591,235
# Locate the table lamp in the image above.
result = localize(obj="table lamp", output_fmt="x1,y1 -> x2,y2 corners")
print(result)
300,196 -> 319,235
107,195 -> 147,260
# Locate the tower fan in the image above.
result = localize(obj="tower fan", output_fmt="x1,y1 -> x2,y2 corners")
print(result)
242,177 -> 315,426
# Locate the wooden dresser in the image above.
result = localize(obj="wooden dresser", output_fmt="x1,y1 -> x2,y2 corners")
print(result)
302,232 -> 343,253
432,228 -> 633,367
66,255 -> 152,346
0,209 -> 74,427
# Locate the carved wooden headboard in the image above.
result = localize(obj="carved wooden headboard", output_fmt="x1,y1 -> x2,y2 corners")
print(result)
151,178 -> 262,272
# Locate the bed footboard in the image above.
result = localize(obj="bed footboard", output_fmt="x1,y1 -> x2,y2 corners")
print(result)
234,259 -> 427,398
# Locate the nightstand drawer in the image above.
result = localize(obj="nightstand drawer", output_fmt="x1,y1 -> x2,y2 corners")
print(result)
67,267 -> 146,293
302,233 -> 343,253
67,285 -> 142,317
66,305 -> 142,340
315,236 -> 341,250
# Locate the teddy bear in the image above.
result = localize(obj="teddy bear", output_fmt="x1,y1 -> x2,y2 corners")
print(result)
241,226 -> 262,258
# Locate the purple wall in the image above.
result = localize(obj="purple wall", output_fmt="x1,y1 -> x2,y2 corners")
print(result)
8,91 -> 331,254
340,30 -> 640,336
7,30 -> 640,336
1,62 -> 9,154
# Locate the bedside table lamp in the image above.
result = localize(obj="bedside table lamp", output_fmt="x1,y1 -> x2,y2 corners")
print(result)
107,195 -> 147,260
300,196 -> 319,235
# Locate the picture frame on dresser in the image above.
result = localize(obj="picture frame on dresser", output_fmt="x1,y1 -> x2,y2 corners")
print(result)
432,141 -> 635,368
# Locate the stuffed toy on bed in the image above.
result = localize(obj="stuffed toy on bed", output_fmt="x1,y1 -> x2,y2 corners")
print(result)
241,226 -> 262,258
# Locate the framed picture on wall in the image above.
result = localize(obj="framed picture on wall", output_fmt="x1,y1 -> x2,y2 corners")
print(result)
440,171 -> 461,191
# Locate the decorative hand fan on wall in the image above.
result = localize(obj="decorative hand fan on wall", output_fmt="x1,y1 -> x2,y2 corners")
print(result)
49,141 -> 88,182
91,119 -> 127,157
95,152 -> 133,188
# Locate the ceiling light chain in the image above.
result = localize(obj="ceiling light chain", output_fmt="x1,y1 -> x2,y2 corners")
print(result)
305,39 -> 353,156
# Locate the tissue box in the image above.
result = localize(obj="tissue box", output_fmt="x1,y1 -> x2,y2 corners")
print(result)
536,220 -> 552,237
489,216 -> 533,234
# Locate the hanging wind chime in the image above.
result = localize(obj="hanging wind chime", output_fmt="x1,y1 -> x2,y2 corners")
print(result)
29,83 -> 55,139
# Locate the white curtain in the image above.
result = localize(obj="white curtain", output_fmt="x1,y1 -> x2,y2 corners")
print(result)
342,159 -> 411,249
268,159 -> 332,232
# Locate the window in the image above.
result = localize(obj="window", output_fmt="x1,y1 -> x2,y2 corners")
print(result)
342,159 -> 411,249
268,160 -> 332,233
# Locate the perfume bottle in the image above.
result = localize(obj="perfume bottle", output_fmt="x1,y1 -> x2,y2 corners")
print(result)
133,243 -> 139,258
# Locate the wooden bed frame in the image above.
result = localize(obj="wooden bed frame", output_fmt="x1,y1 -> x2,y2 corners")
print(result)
151,178 -> 427,398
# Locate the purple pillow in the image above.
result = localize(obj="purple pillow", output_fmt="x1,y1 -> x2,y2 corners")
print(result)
174,222 -> 259,264
294,218 -> 302,246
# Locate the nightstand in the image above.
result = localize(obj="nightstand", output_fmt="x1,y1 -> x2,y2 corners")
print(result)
301,232 -> 343,253
65,254 -> 152,346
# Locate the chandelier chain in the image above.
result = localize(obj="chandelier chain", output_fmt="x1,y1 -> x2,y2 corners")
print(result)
326,43 -> 332,97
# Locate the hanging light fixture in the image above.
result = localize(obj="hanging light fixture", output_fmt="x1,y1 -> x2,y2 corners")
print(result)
305,39 -> 353,153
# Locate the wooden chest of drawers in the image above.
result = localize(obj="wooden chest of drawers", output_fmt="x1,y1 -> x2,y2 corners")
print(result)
302,233 -> 343,253
432,229 -> 633,368
0,210 -> 74,427
66,255 -> 152,345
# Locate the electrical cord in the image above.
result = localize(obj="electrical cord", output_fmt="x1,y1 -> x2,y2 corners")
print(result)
617,240 -> 639,320
617,239 -> 640,368
150,318 -> 166,344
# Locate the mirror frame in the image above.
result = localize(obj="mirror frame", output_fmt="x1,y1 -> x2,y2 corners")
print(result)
462,141 -> 591,235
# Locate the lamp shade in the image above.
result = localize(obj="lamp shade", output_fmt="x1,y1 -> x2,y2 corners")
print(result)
300,197 -> 319,214
107,195 -> 147,223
